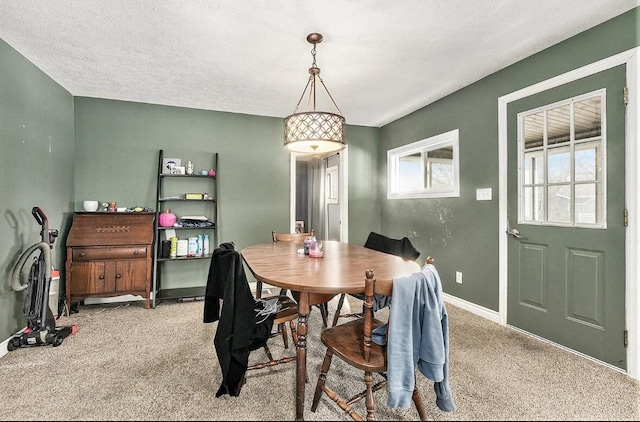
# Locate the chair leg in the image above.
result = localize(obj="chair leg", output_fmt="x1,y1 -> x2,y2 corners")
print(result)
262,343 -> 274,362
280,323 -> 289,349
364,370 -> 376,421
332,293 -> 364,326
288,320 -> 298,346
412,387 -> 428,421
332,293 -> 346,326
256,280 -> 263,298
318,303 -> 329,328
311,349 -> 334,412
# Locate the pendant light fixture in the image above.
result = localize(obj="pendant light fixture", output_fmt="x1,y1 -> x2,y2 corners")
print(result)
284,33 -> 346,155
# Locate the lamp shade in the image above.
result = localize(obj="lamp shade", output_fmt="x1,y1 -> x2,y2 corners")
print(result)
284,111 -> 346,154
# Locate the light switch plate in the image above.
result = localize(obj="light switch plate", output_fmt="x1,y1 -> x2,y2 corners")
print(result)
476,188 -> 492,201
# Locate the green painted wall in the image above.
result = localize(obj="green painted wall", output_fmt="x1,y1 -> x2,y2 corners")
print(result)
379,8 -> 639,311
73,98 -> 291,290
0,39 -> 75,341
73,98 -> 381,290
343,124 -> 382,246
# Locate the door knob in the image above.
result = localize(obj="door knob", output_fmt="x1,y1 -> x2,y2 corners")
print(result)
507,228 -> 522,238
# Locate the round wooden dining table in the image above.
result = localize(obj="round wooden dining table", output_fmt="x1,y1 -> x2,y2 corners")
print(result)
241,240 -> 421,420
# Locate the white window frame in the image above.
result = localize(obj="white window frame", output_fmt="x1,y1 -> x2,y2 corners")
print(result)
387,129 -> 460,199
517,89 -> 607,229
326,165 -> 339,205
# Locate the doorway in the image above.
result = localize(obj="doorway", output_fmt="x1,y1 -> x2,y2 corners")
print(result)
290,148 -> 348,242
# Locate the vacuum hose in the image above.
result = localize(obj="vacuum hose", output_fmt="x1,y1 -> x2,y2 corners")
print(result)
11,242 -> 51,292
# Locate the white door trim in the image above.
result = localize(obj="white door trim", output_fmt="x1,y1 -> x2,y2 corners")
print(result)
289,153 -> 297,233
498,47 -> 640,379
339,146 -> 349,243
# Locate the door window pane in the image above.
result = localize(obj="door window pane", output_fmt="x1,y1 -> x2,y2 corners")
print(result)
548,184 -> 571,223
524,152 -> 544,184
518,90 -> 605,228
523,186 -> 544,222
547,146 -> 571,183
575,183 -> 597,224
575,143 -> 600,182
574,96 -> 602,141
546,104 -> 570,146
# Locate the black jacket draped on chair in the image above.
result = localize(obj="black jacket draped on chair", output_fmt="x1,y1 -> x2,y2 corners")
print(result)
203,242 -> 275,397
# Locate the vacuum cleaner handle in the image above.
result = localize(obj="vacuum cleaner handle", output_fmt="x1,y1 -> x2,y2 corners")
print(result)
31,207 -> 57,247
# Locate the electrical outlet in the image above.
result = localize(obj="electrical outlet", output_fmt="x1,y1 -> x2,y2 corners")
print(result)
456,271 -> 463,284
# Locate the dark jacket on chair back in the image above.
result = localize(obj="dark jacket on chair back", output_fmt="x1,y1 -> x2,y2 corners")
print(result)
204,242 -> 275,397
364,231 -> 420,261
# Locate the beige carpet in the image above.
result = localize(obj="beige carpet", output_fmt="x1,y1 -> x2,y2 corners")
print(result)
0,297 -> 638,421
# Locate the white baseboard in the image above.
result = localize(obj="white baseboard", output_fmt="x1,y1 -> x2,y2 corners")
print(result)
0,338 -> 10,360
1,326 -> 27,360
443,293 -> 501,324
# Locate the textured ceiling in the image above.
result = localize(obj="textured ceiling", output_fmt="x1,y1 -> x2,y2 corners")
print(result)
0,1 -> 637,127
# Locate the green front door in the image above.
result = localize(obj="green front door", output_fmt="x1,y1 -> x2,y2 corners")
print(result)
507,65 -> 626,369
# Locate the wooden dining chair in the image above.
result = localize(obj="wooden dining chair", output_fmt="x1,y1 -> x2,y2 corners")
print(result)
266,229 -> 329,328
204,242 -> 298,397
247,295 -> 299,370
311,267 -> 429,421
331,231 -> 420,327
271,229 -> 315,243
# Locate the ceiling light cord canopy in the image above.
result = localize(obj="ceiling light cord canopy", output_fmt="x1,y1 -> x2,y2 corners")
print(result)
284,33 -> 346,155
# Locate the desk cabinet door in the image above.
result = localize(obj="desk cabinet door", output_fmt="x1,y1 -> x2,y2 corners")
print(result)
115,260 -> 147,293
71,261 -> 116,295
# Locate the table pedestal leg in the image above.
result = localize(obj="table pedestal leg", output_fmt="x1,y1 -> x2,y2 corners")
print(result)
296,292 -> 309,420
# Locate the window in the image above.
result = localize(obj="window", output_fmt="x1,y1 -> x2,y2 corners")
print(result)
387,129 -> 460,199
518,90 -> 605,228
326,165 -> 338,204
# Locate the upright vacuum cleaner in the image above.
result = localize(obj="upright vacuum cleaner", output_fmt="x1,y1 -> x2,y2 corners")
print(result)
7,207 -> 73,351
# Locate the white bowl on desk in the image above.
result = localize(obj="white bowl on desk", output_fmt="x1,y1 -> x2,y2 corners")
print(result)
82,200 -> 99,212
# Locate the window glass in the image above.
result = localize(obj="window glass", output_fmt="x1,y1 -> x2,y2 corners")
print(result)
388,129 -> 459,199
547,184 -> 571,223
397,153 -> 422,193
518,90 -> 605,228
547,146 -> 571,183
575,143 -> 599,182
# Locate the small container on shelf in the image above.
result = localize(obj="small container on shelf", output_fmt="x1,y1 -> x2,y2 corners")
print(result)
187,237 -> 198,257
203,234 -> 210,255
177,239 -> 189,257
197,234 -> 204,257
170,236 -> 178,258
